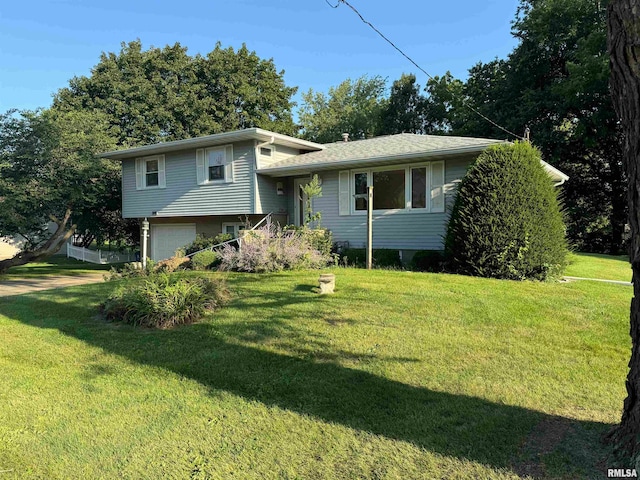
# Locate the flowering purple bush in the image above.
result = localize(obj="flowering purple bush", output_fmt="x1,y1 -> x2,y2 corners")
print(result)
219,220 -> 334,273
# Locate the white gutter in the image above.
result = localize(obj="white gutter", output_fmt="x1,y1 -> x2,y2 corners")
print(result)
256,136 -> 276,149
541,160 -> 570,186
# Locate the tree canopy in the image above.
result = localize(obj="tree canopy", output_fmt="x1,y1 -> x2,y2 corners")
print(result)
54,40 -> 298,147
0,109 -> 117,271
424,0 -> 625,254
298,76 -> 387,143
0,40 -> 299,270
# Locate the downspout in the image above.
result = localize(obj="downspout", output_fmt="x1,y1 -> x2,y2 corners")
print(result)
554,178 -> 567,187
256,136 -> 276,150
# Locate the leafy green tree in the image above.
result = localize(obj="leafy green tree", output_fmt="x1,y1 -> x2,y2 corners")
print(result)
0,109 -> 117,272
54,40 -> 297,147
422,72 -> 468,134
423,0 -> 625,254
300,174 -> 323,227
298,76 -> 387,143
379,74 -> 428,134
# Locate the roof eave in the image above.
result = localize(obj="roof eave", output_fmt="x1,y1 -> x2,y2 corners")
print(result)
99,128 -> 324,160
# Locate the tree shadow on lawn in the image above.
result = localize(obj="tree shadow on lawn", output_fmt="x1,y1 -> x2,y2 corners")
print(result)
0,286 -> 615,477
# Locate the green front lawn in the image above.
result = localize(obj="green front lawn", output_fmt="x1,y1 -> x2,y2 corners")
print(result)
565,252 -> 631,282
1,256 -> 113,280
0,268 -> 631,478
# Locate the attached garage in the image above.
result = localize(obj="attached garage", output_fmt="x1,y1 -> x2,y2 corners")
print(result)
150,224 -> 196,261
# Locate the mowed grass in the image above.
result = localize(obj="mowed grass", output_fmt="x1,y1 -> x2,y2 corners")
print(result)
0,267 -> 631,479
1,256 -> 112,280
565,252 -> 631,282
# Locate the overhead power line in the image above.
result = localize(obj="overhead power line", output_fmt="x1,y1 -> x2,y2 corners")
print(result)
328,0 -> 525,141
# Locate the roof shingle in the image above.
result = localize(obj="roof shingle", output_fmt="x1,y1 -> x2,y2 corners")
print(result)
258,133 -> 506,173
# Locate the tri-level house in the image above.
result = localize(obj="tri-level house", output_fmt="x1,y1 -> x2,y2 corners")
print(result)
101,128 -> 569,261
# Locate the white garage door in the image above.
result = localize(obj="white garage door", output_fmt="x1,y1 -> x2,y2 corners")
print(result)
150,224 -> 196,261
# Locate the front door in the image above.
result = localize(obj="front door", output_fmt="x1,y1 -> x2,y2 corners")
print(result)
293,178 -> 309,227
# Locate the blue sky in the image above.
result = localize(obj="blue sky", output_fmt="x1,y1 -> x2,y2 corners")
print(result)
0,0 -> 520,114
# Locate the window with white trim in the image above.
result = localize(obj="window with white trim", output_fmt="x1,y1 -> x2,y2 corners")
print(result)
196,145 -> 234,185
207,148 -> 226,181
135,155 -> 166,190
146,158 -> 159,187
342,161 -> 445,215
222,222 -> 245,238
260,146 -> 273,157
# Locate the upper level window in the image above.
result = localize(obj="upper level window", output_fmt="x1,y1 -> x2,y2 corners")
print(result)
207,148 -> 225,181
196,145 -> 234,185
135,155 -> 165,190
145,159 -> 159,187
260,146 -> 273,157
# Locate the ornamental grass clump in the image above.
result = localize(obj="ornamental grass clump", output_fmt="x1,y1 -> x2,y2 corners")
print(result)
219,220 -> 334,273
445,142 -> 567,281
101,273 -> 230,328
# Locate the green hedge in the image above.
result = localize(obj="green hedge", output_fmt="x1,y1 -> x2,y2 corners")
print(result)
184,233 -> 233,256
410,250 -> 443,272
445,142 -> 567,280
190,250 -> 220,270
341,248 -> 401,268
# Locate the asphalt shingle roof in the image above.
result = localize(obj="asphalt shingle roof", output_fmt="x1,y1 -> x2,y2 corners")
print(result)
258,133 -> 507,172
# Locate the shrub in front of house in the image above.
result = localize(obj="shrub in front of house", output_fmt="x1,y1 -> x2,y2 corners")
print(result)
444,141 -> 567,280
219,221 -> 333,273
284,226 -> 334,257
340,248 -> 366,267
373,249 -> 402,268
190,250 -> 221,270
411,250 -> 443,272
184,233 -> 234,256
340,248 -> 401,268
101,273 -> 230,328
105,260 -> 156,280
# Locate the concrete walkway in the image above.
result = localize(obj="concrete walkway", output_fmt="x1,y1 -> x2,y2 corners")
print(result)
0,272 -> 106,297
562,275 -> 633,286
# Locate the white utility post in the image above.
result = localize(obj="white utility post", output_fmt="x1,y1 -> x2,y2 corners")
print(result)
141,218 -> 150,268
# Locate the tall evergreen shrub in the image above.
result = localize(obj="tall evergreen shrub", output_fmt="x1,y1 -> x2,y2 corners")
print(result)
444,142 -> 567,280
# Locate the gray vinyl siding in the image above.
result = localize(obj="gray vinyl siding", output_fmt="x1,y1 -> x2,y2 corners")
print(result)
122,141 -> 255,218
258,144 -> 301,168
313,155 -> 474,250
255,174 -> 289,215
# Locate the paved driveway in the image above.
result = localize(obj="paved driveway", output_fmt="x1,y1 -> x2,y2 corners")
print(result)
0,272 -> 106,297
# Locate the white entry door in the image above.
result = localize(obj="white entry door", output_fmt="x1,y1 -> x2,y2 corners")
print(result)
150,224 -> 196,261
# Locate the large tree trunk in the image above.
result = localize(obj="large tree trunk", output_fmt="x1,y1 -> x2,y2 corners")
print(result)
0,209 -> 76,274
610,153 -> 628,254
607,0 -> 640,462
